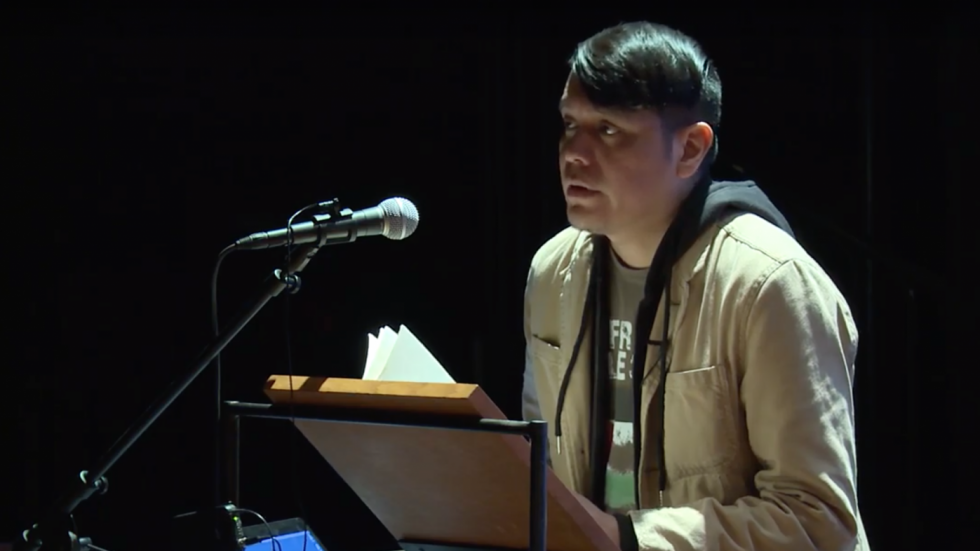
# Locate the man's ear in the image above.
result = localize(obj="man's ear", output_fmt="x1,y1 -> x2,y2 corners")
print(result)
674,122 -> 714,179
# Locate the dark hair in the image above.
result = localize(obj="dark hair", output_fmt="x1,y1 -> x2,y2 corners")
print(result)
569,21 -> 722,166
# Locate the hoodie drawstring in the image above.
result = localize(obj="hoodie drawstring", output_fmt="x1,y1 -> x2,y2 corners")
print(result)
552,231 -> 677,509
553,254 -> 598,455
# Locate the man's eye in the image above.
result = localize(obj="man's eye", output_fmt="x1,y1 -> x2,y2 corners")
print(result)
600,124 -> 618,135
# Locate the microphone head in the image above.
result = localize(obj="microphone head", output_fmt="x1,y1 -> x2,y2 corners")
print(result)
379,197 -> 419,240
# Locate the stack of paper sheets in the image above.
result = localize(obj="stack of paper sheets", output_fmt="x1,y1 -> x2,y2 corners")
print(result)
363,325 -> 455,384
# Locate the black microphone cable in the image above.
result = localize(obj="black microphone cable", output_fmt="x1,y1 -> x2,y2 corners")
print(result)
281,203 -> 319,551
211,243 -> 235,511
234,507 -> 283,551
210,201 -> 326,551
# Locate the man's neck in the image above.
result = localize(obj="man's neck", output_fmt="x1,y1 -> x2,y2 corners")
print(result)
607,226 -> 667,269
607,178 -> 705,268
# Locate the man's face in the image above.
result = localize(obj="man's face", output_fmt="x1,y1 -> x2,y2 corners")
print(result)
558,73 -> 682,239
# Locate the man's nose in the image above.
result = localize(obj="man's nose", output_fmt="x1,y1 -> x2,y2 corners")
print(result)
561,131 -> 594,165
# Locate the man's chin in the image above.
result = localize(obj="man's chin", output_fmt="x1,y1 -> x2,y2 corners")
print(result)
566,206 -> 608,235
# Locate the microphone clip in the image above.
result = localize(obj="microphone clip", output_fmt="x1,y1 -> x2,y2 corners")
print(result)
295,199 -> 357,241
289,198 -> 347,226
311,198 -> 345,218
282,198 -> 354,250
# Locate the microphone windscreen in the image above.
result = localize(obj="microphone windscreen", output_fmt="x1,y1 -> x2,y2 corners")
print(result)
379,197 -> 419,240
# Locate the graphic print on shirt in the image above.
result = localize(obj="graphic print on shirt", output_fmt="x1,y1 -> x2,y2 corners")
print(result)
603,247 -> 648,514
605,317 -> 637,513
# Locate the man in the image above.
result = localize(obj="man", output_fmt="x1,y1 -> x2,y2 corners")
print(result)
521,21 -> 868,551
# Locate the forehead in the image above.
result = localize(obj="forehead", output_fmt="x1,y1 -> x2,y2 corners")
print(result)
558,74 -> 599,113
558,74 -> 662,130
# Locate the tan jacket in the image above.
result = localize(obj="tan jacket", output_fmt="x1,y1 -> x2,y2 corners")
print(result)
522,213 -> 869,551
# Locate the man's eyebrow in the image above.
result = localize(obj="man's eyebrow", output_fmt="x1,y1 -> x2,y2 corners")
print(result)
558,101 -> 622,120
558,100 -> 587,114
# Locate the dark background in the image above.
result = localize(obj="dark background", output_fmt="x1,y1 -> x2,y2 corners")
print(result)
4,10 -> 976,551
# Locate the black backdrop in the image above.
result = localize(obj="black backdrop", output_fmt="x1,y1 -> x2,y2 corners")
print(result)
4,10 -> 975,551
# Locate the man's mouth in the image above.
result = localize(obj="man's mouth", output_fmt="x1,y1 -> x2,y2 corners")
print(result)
566,184 -> 600,198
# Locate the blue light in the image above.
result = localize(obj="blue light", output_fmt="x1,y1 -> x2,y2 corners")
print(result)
244,530 -> 324,551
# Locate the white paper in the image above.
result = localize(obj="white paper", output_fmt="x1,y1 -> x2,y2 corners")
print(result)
363,325 -> 397,381
365,332 -> 379,376
361,324 -> 454,383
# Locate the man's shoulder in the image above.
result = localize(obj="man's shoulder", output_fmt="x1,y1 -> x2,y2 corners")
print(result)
528,226 -> 589,278
712,213 -> 840,297
717,213 -> 808,265
713,214 -> 858,354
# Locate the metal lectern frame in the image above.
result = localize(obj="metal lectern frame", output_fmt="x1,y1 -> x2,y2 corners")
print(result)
221,400 -> 549,551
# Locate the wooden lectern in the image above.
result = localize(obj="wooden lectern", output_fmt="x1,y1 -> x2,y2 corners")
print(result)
223,375 -> 617,551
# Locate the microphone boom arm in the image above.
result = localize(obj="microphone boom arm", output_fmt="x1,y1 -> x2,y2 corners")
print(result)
15,240 -> 325,551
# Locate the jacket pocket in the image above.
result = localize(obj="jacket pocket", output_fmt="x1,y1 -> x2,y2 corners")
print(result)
527,335 -> 563,398
663,364 -> 739,477
527,335 -> 588,493
530,334 -> 561,352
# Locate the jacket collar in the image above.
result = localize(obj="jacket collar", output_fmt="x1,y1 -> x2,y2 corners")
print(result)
562,226 -> 715,299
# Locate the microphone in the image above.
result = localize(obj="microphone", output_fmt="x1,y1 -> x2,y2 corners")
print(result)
233,197 -> 419,250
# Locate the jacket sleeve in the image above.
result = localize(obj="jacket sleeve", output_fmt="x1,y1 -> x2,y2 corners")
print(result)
522,345 -> 543,421
522,265 -> 543,422
627,258 -> 864,551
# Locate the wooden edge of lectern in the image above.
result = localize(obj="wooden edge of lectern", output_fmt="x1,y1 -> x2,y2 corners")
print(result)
264,375 -> 618,551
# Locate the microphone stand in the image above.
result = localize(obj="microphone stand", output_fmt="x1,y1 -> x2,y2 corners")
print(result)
14,240 -> 326,551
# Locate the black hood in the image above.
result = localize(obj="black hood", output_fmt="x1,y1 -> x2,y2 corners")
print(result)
677,178 -> 794,255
